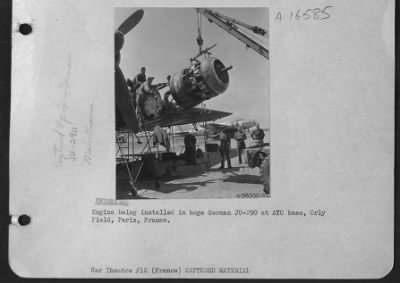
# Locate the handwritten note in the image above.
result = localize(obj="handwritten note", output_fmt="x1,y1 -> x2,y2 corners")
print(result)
53,53 -> 94,167
53,54 -> 77,167
83,103 -> 94,166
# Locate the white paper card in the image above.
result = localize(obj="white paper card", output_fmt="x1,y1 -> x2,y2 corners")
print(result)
10,0 -> 394,279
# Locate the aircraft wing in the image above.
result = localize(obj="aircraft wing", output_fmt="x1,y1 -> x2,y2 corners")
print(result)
206,123 -> 231,133
142,107 -> 232,131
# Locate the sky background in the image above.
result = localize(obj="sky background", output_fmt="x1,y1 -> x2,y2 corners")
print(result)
115,7 -> 269,128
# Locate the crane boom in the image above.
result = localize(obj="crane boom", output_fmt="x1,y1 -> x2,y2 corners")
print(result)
196,8 -> 269,60
208,9 -> 268,37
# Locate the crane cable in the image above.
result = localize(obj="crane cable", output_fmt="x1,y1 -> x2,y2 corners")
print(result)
196,11 -> 204,53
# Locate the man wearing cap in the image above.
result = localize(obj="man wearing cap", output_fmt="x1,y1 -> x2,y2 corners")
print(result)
135,77 -> 156,128
127,67 -> 147,109
234,127 -> 247,164
219,130 -> 232,169
133,67 -> 147,87
251,123 -> 265,146
184,133 -> 197,165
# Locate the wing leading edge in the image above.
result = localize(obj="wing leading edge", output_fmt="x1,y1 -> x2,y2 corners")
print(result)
142,107 -> 232,131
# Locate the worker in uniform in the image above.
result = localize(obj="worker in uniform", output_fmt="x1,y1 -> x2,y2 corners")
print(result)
163,91 -> 171,110
153,125 -> 170,152
219,130 -> 232,169
234,127 -> 247,164
127,67 -> 147,109
132,67 -> 147,88
162,75 -> 172,110
184,134 -> 197,165
135,77 -> 156,128
251,123 -> 265,146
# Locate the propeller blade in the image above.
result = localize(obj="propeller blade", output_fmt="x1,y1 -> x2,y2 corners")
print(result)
115,65 -> 140,133
117,9 -> 144,35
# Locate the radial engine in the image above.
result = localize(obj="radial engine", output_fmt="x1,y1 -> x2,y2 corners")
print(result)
135,55 -> 232,121
169,56 -> 232,109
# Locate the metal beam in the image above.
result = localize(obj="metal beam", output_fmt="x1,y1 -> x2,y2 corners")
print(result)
209,9 -> 268,37
197,8 -> 269,60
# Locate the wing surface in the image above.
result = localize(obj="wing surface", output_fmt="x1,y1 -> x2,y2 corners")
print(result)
142,107 -> 232,131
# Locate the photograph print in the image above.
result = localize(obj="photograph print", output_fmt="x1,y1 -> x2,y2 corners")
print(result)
114,7 -> 270,200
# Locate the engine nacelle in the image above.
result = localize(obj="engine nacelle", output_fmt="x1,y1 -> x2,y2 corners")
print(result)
169,57 -> 230,109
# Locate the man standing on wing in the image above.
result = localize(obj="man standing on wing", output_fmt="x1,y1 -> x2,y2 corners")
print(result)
127,66 -> 147,109
132,67 -> 147,88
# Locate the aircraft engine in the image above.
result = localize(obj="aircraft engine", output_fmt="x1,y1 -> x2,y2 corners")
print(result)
142,93 -> 163,119
169,57 -> 231,109
136,83 -> 163,120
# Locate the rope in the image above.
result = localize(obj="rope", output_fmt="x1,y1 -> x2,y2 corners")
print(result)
197,11 -> 202,36
196,11 -> 204,53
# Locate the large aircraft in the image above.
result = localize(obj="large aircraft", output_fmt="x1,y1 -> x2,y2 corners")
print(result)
114,10 -> 233,134
174,119 -> 260,139
208,119 -> 257,133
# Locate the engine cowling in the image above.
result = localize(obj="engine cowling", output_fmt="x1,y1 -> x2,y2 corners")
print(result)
169,57 -> 230,109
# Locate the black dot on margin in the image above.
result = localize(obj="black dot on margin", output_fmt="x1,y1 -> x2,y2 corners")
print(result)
19,23 -> 32,35
18,215 -> 31,226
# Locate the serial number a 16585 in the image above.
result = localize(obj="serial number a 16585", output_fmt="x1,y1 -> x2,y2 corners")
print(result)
275,6 -> 333,22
